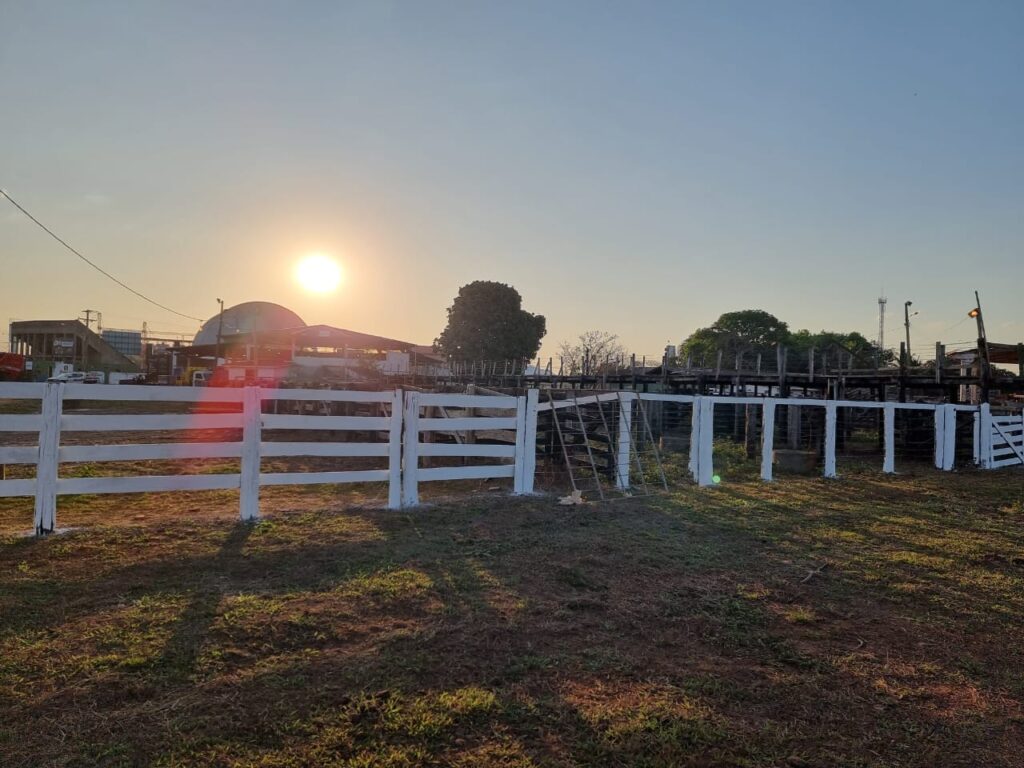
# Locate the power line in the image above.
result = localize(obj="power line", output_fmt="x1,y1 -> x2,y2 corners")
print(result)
1,187 -> 204,322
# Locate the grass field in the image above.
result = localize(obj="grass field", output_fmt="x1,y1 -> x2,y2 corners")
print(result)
1,467 -> 1023,767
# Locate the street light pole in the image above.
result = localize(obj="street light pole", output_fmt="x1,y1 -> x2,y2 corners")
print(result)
215,298 -> 225,368
903,301 -> 913,368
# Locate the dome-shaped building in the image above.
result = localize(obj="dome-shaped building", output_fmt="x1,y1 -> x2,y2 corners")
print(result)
193,302 -> 305,346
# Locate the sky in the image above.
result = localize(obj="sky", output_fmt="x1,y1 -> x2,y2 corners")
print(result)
2,0 -> 1022,361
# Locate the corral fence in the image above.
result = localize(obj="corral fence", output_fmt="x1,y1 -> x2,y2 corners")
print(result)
0,383 -> 1018,535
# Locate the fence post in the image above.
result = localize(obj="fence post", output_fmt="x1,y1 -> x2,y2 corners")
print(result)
933,406 -> 945,470
760,398 -> 776,481
688,397 -> 702,481
402,391 -> 421,506
34,382 -> 63,535
616,392 -> 635,489
513,394 -> 528,494
883,403 -> 896,473
978,403 -> 992,469
942,405 -> 957,471
823,401 -> 837,478
387,389 -> 403,509
522,388 -> 539,494
239,386 -> 261,521
698,397 -> 714,487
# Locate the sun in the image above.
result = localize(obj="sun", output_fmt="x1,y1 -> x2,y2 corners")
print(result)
294,253 -> 342,294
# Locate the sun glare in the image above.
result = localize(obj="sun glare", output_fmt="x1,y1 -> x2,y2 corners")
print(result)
295,253 -> 342,294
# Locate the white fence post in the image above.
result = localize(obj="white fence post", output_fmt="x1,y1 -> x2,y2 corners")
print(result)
387,389 -> 403,509
616,392 -> 635,489
978,403 -> 992,469
698,397 -> 714,486
34,382 -> 63,535
760,399 -> 776,482
513,394 -> 528,494
933,406 -> 945,470
522,388 -> 539,494
823,401 -> 837,478
942,405 -> 957,471
239,386 -> 261,521
402,391 -> 421,506
883,403 -> 896,474
688,397 -> 702,481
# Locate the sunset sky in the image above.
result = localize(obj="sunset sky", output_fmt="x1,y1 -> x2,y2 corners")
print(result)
2,1 -> 1022,360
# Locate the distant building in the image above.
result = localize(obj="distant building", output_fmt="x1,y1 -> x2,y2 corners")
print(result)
101,328 -> 143,356
8,319 -> 140,378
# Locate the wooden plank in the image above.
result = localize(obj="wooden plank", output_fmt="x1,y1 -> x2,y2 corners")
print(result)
56,474 -> 241,495
62,384 -> 244,402
59,443 -> 242,462
61,414 -> 244,431
0,415 -> 43,432
698,398 -> 714,486
0,478 -> 37,497
417,393 -> 517,409
0,446 -> 38,464
418,417 -> 517,431
0,382 -> 46,399
261,415 -> 390,431
418,443 -> 516,458
259,469 -> 390,486
417,465 -> 516,482
259,388 -> 393,403
260,442 -> 388,458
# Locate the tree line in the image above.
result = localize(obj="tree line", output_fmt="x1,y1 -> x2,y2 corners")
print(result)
433,282 -> 888,373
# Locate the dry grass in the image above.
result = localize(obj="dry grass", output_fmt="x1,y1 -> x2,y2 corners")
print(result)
1,466 -> 1023,767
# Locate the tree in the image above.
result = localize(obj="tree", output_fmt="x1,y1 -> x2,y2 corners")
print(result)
558,330 -> 626,375
680,310 -> 789,368
434,281 -> 546,362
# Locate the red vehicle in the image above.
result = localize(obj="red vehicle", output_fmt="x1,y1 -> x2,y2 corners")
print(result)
0,353 -> 26,381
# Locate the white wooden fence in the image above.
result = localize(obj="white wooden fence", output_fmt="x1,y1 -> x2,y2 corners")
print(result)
0,383 -> 536,534
402,389 -> 537,506
616,394 -> 986,487
2,382 -> 1018,536
985,406 -> 1024,469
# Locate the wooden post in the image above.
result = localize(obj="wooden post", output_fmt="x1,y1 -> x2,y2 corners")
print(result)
941,405 -> 957,471
697,397 -> 714,487
978,403 -> 992,469
239,386 -> 262,521
402,391 -> 421,505
824,401 -> 837,478
688,398 -> 702,481
522,389 -> 539,493
616,392 -> 635,489
33,382 -> 62,535
883,403 -> 896,473
513,393 -> 528,494
387,389 -> 403,509
761,399 -> 776,481
933,405 -> 945,470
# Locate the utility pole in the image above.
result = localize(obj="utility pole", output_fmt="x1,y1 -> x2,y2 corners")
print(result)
969,291 -> 991,403
877,295 -> 887,369
903,301 -> 917,368
80,309 -> 98,331
215,298 -> 226,367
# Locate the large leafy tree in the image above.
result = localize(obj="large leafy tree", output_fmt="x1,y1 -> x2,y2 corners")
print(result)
680,310 -> 789,367
435,281 -> 546,361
